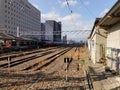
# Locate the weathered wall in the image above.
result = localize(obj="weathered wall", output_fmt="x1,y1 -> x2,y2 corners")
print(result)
89,27 -> 107,64
96,29 -> 107,62
106,22 -> 120,71
107,22 -> 120,49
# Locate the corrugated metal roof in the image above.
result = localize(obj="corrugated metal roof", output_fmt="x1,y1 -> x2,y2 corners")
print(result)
0,33 -> 15,39
0,33 -> 36,41
88,18 -> 101,39
97,0 -> 120,27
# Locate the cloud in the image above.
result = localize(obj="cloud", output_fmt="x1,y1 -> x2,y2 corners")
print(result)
32,3 -> 42,11
41,11 -> 93,40
57,0 -> 62,4
41,11 -> 60,22
99,8 -> 109,17
61,0 -> 78,7
83,1 -> 90,6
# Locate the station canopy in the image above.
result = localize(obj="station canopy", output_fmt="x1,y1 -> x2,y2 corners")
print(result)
0,33 -> 36,41
0,33 -> 15,40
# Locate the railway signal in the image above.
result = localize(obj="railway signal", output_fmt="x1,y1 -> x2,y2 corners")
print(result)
64,57 -> 73,81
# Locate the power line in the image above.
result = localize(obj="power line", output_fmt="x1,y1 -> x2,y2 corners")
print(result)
79,0 -> 95,18
62,30 -> 91,32
66,0 -> 73,14
41,0 -> 92,39
65,0 -> 76,27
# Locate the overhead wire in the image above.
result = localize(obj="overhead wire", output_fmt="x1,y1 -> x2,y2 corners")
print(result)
66,0 -> 73,14
65,0 -> 77,28
65,0 -> 80,38
65,0 -> 92,40
41,0 -> 91,41
78,0 -> 95,18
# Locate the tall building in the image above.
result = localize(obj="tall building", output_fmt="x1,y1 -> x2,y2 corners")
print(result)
41,23 -> 45,41
54,22 -> 61,42
63,35 -> 67,44
0,0 -> 41,37
45,20 -> 61,42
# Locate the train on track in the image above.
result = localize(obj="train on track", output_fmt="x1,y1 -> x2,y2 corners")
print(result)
0,33 -> 63,53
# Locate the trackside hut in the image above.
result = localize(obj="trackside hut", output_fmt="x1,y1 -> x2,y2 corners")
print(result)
88,18 -> 107,64
97,0 -> 120,73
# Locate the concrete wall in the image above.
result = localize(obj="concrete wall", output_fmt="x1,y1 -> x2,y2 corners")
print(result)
89,27 -> 97,64
106,22 -> 120,71
90,34 -> 96,64
107,22 -> 120,49
89,27 -> 107,64
96,29 -> 107,62
88,38 -> 91,51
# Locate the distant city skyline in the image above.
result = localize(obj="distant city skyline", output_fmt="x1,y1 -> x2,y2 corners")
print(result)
28,0 -> 117,41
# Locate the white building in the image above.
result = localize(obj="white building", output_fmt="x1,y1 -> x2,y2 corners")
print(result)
89,0 -> 120,73
0,0 -> 41,38
88,18 -> 107,64
97,0 -> 120,72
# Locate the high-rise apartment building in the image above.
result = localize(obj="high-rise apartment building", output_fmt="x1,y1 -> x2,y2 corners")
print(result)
45,20 -> 61,42
0,0 -> 41,37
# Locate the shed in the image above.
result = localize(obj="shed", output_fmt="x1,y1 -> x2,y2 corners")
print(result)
88,18 -> 107,64
97,0 -> 120,72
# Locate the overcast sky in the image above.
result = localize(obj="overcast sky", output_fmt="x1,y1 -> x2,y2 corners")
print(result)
28,0 -> 116,41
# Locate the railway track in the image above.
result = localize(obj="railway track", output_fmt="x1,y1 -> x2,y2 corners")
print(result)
0,51 -> 54,68
2,47 -> 72,90
0,47 -> 63,68
35,47 -> 72,71
0,47 -> 87,90
0,47 -> 59,61
65,47 -> 80,70
20,47 -> 71,71
23,47 -> 73,90
23,47 -> 85,90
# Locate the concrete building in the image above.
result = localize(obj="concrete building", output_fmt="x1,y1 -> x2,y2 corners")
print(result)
45,20 -> 61,42
97,0 -> 120,72
88,18 -> 107,64
89,0 -> 120,73
63,35 -> 67,44
41,23 -> 45,41
0,0 -> 41,38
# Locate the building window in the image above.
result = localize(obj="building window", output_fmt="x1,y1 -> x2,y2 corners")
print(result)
5,10 -> 7,13
5,5 -> 7,8
5,25 -> 7,28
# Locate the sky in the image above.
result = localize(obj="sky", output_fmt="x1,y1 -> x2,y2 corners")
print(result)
28,0 -> 117,42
